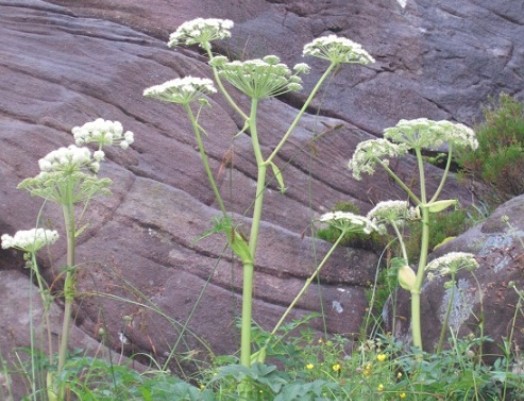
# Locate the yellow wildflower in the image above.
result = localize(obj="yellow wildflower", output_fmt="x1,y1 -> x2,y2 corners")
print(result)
306,363 -> 314,370
376,353 -> 387,362
332,363 -> 341,372
377,383 -> 385,392
399,392 -> 407,399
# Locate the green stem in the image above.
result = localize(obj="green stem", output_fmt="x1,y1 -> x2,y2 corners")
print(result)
412,204 -> 430,350
239,99 -> 266,367
410,148 -> 430,350
391,221 -> 409,263
206,49 -> 249,121
266,63 -> 336,164
184,103 -> 227,215
380,162 -> 421,205
429,145 -> 453,203
57,199 -> 76,377
265,230 -> 346,348
31,253 -> 54,365
436,275 -> 456,354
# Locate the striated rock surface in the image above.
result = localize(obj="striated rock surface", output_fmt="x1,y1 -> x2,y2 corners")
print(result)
0,0 -> 523,389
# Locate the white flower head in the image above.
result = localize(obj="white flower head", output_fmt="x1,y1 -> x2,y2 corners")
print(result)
72,118 -> 134,150
425,252 -> 479,276
319,211 -> 378,234
38,145 -> 99,174
303,35 -> 375,65
1,228 -> 59,253
348,138 -> 409,180
144,76 -> 217,105
217,56 -> 305,99
367,200 -> 417,231
168,18 -> 234,49
384,118 -> 477,151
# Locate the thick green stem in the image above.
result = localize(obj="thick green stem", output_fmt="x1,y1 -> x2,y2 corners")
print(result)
57,200 -> 76,376
239,99 -> 266,367
184,104 -> 227,215
412,205 -> 430,350
410,148 -> 430,350
266,63 -> 336,164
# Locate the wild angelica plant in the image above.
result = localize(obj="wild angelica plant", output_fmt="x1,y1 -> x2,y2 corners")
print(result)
145,18 -> 375,373
348,118 -> 478,350
15,118 -> 134,399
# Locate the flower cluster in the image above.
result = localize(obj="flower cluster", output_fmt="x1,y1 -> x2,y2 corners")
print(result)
319,211 -> 378,234
303,35 -> 375,65
347,138 -> 409,180
384,118 -> 478,151
72,118 -> 134,157
426,252 -> 478,277
167,18 -> 234,49
214,55 -> 305,100
367,200 -> 417,233
144,76 -> 217,105
38,145 -> 100,174
1,228 -> 59,253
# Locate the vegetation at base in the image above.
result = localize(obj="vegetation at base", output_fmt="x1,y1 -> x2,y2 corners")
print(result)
456,93 -> 524,203
6,323 -> 524,400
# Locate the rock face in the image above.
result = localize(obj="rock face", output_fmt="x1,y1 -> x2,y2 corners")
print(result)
0,0 -> 523,391
390,195 -> 524,358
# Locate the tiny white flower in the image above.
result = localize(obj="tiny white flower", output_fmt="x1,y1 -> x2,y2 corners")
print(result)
303,35 -> 375,65
1,228 -> 59,253
93,150 -> 105,161
144,76 -> 216,105
168,18 -> 234,49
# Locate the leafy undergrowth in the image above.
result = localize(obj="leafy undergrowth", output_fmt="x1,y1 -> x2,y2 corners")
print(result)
6,324 -> 523,401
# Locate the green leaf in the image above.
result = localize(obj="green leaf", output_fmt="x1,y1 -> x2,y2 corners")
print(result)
269,161 -> 286,193
424,199 -> 458,213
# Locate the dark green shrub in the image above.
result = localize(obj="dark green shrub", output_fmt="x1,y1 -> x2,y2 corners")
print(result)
457,93 -> 524,201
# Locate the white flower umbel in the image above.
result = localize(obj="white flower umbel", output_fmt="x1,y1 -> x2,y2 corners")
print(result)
144,76 -> 217,105
303,35 -> 375,65
1,228 -> 59,253
72,118 -> 134,151
216,55 -> 305,100
168,18 -> 234,49
367,200 -> 417,226
384,118 -> 477,151
426,252 -> 479,276
38,145 -> 100,174
320,211 -> 378,234
348,138 -> 409,180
